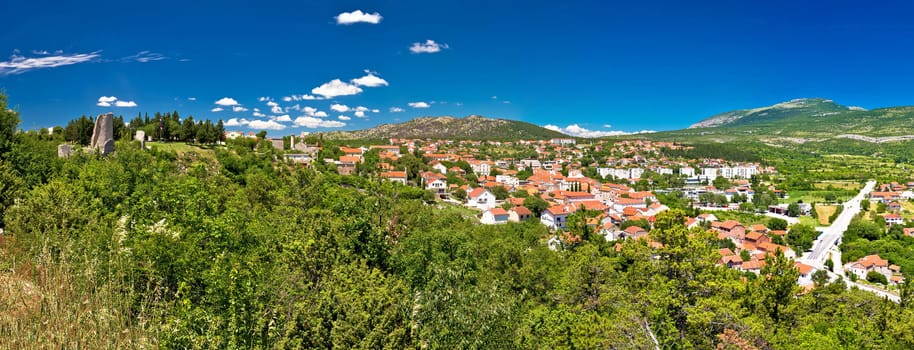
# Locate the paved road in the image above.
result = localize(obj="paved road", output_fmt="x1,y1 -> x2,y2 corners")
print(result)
800,180 -> 876,266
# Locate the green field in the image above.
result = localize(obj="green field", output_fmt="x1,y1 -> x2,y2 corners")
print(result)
146,141 -> 217,159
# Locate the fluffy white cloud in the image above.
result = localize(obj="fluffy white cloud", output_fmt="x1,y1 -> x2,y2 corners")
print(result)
351,72 -> 389,87
335,10 -> 382,25
97,96 -> 117,106
115,100 -> 137,107
252,111 -> 266,118
354,111 -> 366,118
248,119 -> 287,130
372,109 -> 380,113
274,114 -> 292,122
409,40 -> 448,54
282,96 -> 292,102
294,116 -> 346,128
271,105 -> 283,114
224,118 -> 246,126
266,101 -> 279,107
215,97 -> 239,106
355,106 -> 369,112
543,124 -> 656,138
258,96 -> 271,102
188,97 -> 197,101
0,51 -> 100,75
311,79 -> 363,98
233,106 -> 248,112
408,101 -> 430,108
330,104 -> 350,113
211,107 -> 224,112
389,107 -> 404,113
338,115 -> 351,121
314,111 -> 328,118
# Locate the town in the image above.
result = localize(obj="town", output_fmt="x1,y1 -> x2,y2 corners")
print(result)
246,132 -> 911,297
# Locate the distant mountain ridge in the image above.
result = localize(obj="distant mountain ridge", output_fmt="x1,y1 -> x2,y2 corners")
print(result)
325,115 -> 569,140
688,98 -> 861,129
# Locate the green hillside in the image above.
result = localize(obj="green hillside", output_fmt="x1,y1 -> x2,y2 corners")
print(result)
648,98 -> 914,143
324,115 -> 569,140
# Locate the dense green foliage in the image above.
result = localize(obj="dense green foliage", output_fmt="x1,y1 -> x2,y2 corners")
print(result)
2,95 -> 914,348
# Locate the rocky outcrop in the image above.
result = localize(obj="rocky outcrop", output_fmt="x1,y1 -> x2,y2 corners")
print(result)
90,113 -> 115,155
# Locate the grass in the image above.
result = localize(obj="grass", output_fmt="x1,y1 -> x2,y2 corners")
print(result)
816,205 -> 838,225
0,237 -> 154,348
799,215 -> 819,228
146,141 -> 217,159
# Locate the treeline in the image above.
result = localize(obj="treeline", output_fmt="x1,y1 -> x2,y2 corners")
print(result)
63,111 -> 225,145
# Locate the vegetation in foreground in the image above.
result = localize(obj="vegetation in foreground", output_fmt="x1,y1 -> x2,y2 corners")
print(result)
2,95 -> 914,348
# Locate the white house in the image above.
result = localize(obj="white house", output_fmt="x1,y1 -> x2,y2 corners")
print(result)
431,162 -> 448,174
470,161 -> 492,176
844,254 -> 892,282
541,205 -> 573,230
466,188 -> 497,210
679,167 -> 695,177
495,175 -> 520,187
480,208 -> 510,224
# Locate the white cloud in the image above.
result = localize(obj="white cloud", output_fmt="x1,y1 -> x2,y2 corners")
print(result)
115,100 -> 138,107
335,10 -> 383,25
258,96 -> 271,102
97,96 -> 117,106
252,111 -> 266,118
543,124 -> 656,138
338,115 -> 351,121
232,106 -> 248,112
215,97 -> 239,106
285,94 -> 323,101
409,40 -> 448,54
330,104 -> 350,113
248,119 -> 287,130
355,106 -> 369,112
0,51 -> 101,75
121,51 -> 166,63
188,97 -> 197,101
602,124 -> 612,128
311,79 -> 363,98
389,107 -> 404,113
313,111 -> 328,118
266,101 -> 279,107
372,109 -> 380,113
351,72 -> 389,87
271,105 -> 283,114
211,107 -> 224,112
354,111 -> 366,118
408,101 -> 430,108
274,114 -> 292,122
224,118 -> 247,126
294,116 -> 346,128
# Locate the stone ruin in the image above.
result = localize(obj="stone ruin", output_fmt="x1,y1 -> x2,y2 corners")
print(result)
90,113 -> 115,155
135,130 -> 146,149
57,144 -> 73,158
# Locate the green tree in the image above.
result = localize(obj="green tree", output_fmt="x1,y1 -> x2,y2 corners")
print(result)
0,94 -> 19,156
760,250 -> 799,323
867,271 -> 888,285
768,217 -> 788,231
523,195 -> 550,217
787,202 -> 801,217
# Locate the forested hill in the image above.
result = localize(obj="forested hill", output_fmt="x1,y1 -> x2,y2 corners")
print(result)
325,115 -> 569,140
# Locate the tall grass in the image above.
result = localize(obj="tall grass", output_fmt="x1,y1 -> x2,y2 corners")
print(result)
0,234 -> 156,348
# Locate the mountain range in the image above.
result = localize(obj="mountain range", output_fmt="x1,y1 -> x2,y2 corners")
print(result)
321,98 -> 914,143
324,115 -> 568,140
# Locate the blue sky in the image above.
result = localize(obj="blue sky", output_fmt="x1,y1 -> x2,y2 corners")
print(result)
2,0 -> 914,137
